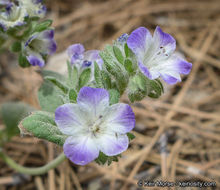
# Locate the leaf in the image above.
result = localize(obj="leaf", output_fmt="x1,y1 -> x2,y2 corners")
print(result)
127,133 -> 135,141
38,81 -> 64,113
108,89 -> 120,105
10,41 -> 21,52
45,76 -> 69,94
113,45 -> 124,64
0,102 -> 34,141
78,68 -> 91,89
69,89 -> 77,103
71,66 -> 78,90
19,111 -> 67,146
100,70 -> 111,89
94,62 -> 103,88
40,70 -> 65,81
100,45 -> 129,94
124,58 -> 134,74
19,53 -> 31,68
38,70 -> 67,112
124,43 -> 130,57
34,20 -> 53,32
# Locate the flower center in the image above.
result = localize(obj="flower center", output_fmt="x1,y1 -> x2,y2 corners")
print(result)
88,115 -> 104,136
144,46 -> 169,69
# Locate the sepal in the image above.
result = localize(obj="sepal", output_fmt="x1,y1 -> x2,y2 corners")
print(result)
95,152 -> 121,166
127,73 -> 148,103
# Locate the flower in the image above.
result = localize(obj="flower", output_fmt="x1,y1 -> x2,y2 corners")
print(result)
24,29 -> 56,67
67,43 -> 103,70
117,33 -> 129,44
55,87 -> 135,165
18,0 -> 46,18
0,2 -> 27,31
127,26 -> 192,84
0,0 -> 10,5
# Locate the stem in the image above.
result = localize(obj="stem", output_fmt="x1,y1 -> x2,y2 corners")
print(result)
0,151 -> 66,175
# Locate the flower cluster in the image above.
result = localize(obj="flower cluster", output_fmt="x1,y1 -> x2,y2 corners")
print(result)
18,25 -> 192,167
0,0 -> 46,31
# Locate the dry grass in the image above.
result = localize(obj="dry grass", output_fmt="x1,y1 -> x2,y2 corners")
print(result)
0,0 -> 220,189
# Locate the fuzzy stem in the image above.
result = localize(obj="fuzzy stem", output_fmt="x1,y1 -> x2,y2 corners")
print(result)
0,150 -> 66,175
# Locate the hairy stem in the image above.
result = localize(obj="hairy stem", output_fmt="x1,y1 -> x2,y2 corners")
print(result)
0,150 -> 66,175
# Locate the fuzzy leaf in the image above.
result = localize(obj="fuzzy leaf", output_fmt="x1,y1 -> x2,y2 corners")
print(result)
19,111 -> 67,146
124,58 -> 134,74
38,81 -> 64,113
38,71 -> 66,112
108,89 -> 120,105
45,76 -> 69,94
113,45 -> 124,64
100,70 -> 111,89
69,89 -> 77,103
78,68 -> 91,89
0,102 -> 34,141
34,20 -> 53,32
19,53 -> 31,68
11,41 -> 21,52
94,62 -> 103,88
100,45 -> 129,94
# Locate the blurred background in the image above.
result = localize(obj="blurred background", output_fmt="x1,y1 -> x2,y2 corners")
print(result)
0,0 -> 220,189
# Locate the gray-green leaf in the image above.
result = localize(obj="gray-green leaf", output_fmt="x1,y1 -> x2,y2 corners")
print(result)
19,111 -> 67,146
0,102 -> 34,141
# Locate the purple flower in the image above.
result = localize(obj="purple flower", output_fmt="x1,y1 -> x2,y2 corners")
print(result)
24,29 -> 56,67
0,0 -> 10,5
0,2 -> 26,31
18,0 -> 46,18
117,33 -> 129,44
67,43 -> 103,70
127,26 -> 192,84
55,87 -> 135,165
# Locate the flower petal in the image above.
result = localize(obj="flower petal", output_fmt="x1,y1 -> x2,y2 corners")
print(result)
64,136 -> 99,165
138,62 -> 160,79
19,0 -> 46,18
96,133 -> 129,156
104,103 -> 135,134
84,50 -> 103,68
45,39 -> 57,54
67,44 -> 85,64
77,87 -> 109,118
39,29 -> 54,40
154,54 -> 192,84
160,73 -> 181,84
26,53 -> 45,67
55,103 -> 88,135
153,26 -> 176,55
177,59 -> 192,75
127,27 -> 152,61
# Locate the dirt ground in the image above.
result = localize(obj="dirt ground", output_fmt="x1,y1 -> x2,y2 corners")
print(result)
0,0 -> 220,189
